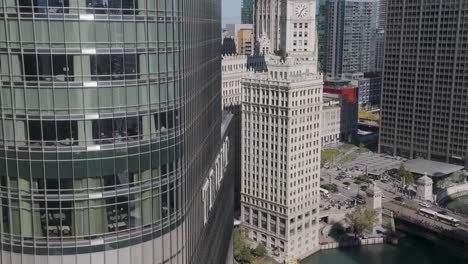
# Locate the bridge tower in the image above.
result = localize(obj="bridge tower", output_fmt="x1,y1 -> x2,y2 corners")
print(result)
366,183 -> 383,227
416,173 -> 433,202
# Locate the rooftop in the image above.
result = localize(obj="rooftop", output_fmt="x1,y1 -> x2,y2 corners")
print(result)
404,159 -> 464,178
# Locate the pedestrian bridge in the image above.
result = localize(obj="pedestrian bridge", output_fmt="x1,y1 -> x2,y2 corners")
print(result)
437,183 -> 468,203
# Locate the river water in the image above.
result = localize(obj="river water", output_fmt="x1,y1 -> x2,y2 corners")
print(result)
301,234 -> 468,264
445,195 -> 468,214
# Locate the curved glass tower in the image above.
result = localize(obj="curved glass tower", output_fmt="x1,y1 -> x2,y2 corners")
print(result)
0,0 -> 228,263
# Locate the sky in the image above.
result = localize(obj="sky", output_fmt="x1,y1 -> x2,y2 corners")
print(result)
222,0 -> 242,26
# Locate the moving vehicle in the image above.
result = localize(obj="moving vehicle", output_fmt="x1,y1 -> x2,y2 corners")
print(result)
320,188 -> 330,198
394,196 -> 405,205
418,208 -> 460,227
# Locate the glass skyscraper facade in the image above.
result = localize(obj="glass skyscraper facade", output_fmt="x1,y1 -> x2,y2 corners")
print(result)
241,0 -> 253,24
0,0 -> 230,263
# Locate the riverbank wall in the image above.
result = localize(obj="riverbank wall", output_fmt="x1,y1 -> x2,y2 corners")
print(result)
395,218 -> 468,245
320,237 -> 385,250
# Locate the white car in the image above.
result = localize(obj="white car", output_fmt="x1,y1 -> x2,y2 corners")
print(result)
419,202 -> 430,208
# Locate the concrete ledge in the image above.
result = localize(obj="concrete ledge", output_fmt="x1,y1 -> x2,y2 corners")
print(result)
320,237 -> 385,250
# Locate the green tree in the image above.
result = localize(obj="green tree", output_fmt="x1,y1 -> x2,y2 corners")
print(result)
404,171 -> 414,186
452,172 -> 467,183
356,175 -> 369,184
346,205 -> 379,238
397,164 -> 406,179
397,165 -> 414,187
250,259 -> 273,264
238,247 -> 252,263
233,226 -> 248,260
321,183 -> 338,193
321,148 -> 340,161
252,243 -> 267,257
459,173 -> 467,183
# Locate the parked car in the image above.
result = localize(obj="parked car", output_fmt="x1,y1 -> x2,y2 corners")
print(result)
356,199 -> 366,205
419,202 -> 430,208
387,168 -> 397,176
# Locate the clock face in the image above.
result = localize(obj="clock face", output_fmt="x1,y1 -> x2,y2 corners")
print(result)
295,4 -> 308,18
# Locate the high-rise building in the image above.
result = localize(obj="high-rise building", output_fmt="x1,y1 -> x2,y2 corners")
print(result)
0,0 -> 233,263
321,96 -> 341,146
373,30 -> 385,72
379,0 -> 468,166
226,23 -> 254,55
222,37 -> 237,55
316,0 -> 326,73
377,0 -> 387,31
221,54 -> 265,218
242,0 -> 254,24
324,0 -> 378,78
343,72 -> 381,106
241,0 -> 322,261
323,80 -> 359,141
241,60 -> 323,261
254,0 -> 283,55
373,0 -> 387,73
222,55 -> 265,109
237,29 -> 254,55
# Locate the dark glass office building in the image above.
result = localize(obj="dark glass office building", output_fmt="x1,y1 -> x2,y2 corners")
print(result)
0,0 -> 231,263
379,0 -> 468,166
241,0 -> 253,24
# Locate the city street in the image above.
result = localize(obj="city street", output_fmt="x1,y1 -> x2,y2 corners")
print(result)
320,147 -> 468,232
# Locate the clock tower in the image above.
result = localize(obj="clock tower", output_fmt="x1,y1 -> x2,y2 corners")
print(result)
281,0 -> 318,69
